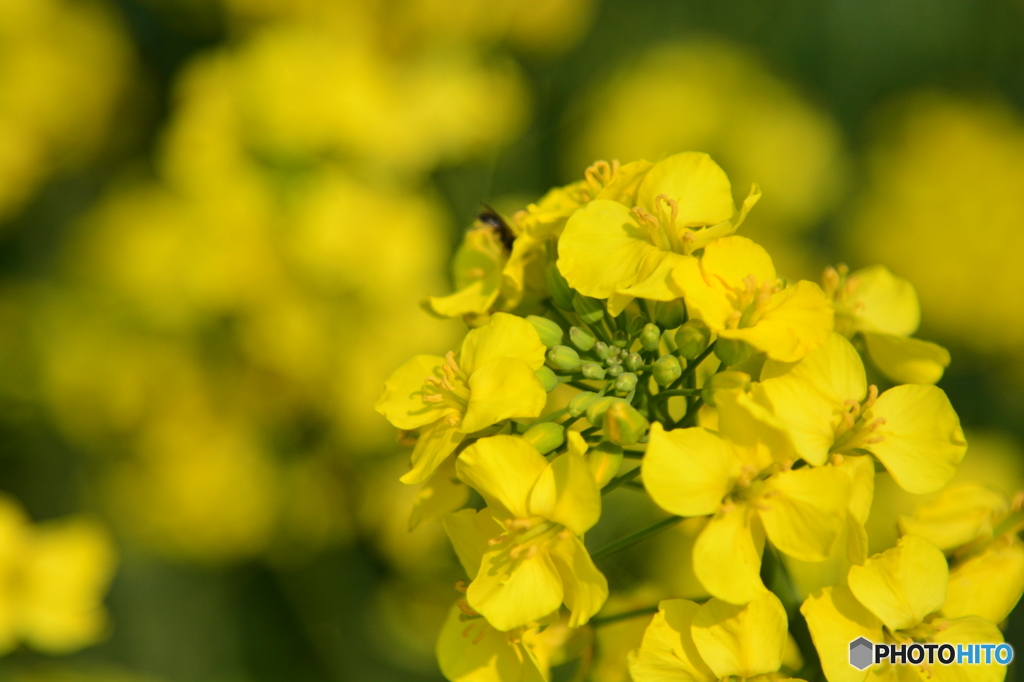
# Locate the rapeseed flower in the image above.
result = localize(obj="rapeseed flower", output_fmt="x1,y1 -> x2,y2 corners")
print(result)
376,314 -> 547,485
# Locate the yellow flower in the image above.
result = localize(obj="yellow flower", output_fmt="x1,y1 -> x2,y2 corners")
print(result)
435,600 -> 548,682
675,236 -> 833,362
448,435 -> 607,631
824,264 -> 950,384
642,423 -> 851,604
0,496 -> 118,655
801,535 -> 1006,682
760,332 -> 966,493
899,485 -> 1024,624
376,313 -> 547,485
628,592 -> 800,682
558,152 -> 759,315
427,159 -> 652,320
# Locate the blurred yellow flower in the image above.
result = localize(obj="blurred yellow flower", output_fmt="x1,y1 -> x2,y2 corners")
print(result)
0,496 -> 117,655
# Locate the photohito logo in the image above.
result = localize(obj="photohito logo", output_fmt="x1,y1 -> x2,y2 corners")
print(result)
849,638 -> 1014,670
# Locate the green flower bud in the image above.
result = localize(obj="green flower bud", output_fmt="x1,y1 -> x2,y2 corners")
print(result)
569,326 -> 596,352
522,422 -> 565,455
606,363 -> 623,378
546,261 -> 575,311
594,341 -> 611,360
535,366 -> 558,392
625,352 -> 643,372
573,293 -> 605,324
640,323 -> 661,352
702,371 -> 752,407
614,372 -> 638,395
652,355 -> 682,386
527,315 -> 564,348
587,442 -> 623,488
568,391 -> 598,417
585,396 -> 623,426
547,345 -> 581,371
603,401 -> 649,446
675,320 -> 711,360
612,330 -> 629,348
626,314 -> 646,336
581,362 -> 606,380
654,299 -> 686,330
715,337 -> 754,367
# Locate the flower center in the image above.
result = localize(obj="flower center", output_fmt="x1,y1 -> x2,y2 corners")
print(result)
831,385 -> 887,453
421,351 -> 471,422
486,517 -> 567,571
722,274 -> 781,330
822,264 -> 863,338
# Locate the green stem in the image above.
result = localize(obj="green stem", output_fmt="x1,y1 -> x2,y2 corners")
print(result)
669,341 -> 717,390
651,388 -> 702,402
533,407 -> 570,424
600,465 -> 642,495
590,605 -> 660,628
590,515 -> 683,561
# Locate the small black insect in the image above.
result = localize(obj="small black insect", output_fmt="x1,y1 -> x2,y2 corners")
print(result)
476,204 -> 516,254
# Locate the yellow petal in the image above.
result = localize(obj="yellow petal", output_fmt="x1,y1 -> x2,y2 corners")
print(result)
443,508 -> 504,580
759,375 -> 840,467
722,281 -> 834,363
627,599 -> 717,682
424,227 -> 505,318
699,236 -> 776,291
436,603 -> 548,682
637,152 -> 735,228
424,278 -> 500,319
375,354 -> 450,430
898,484 -> 1008,551
784,514 -> 868,600
463,358 -> 547,433
550,535 -> 608,628
595,159 -> 654,205
468,545 -> 564,632
691,591 -> 788,678
401,418 -> 466,485
762,333 -> 867,406
672,256 -> 734,330
457,436 -> 548,520
529,450 -> 601,535
409,455 -> 470,530
460,312 -> 547,375
642,424 -> 740,517
862,332 -> 950,385
846,265 -> 921,337
757,465 -> 851,562
838,455 -> 877,525
615,250 -> 691,302
715,385 -> 795,465
847,535 -> 948,631
693,504 -> 766,605
865,385 -> 967,495
944,537 -> 1024,623
929,616 -> 1006,682
800,585 -> 884,682
557,199 -> 659,299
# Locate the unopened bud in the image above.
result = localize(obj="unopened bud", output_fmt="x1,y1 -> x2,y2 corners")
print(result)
568,391 -> 598,418
587,442 -> 623,488
715,337 -> 754,367
702,371 -> 752,407
547,262 -> 575,311
527,315 -> 564,348
594,341 -> 611,360
547,345 -> 581,372
614,372 -> 638,395
586,396 -> 623,427
569,326 -> 596,351
581,362 -> 606,380
612,330 -> 629,348
573,293 -> 605,324
603,402 -> 649,446
675,320 -> 711,360
625,352 -> 643,372
640,323 -> 661,352
606,364 -> 623,378
652,355 -> 682,386
522,422 -> 565,455
535,366 -> 558,392
654,299 -> 686,329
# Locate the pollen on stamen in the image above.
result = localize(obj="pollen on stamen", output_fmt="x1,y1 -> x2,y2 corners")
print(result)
422,394 -> 444,403
655,194 -> 680,222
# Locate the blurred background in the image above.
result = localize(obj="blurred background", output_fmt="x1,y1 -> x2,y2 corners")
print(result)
2,0 -> 1024,680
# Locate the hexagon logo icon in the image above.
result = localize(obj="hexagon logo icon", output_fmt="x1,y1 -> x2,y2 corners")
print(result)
849,637 -> 873,670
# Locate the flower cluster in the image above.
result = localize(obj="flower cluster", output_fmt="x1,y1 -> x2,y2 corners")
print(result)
377,152 -> 1019,682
